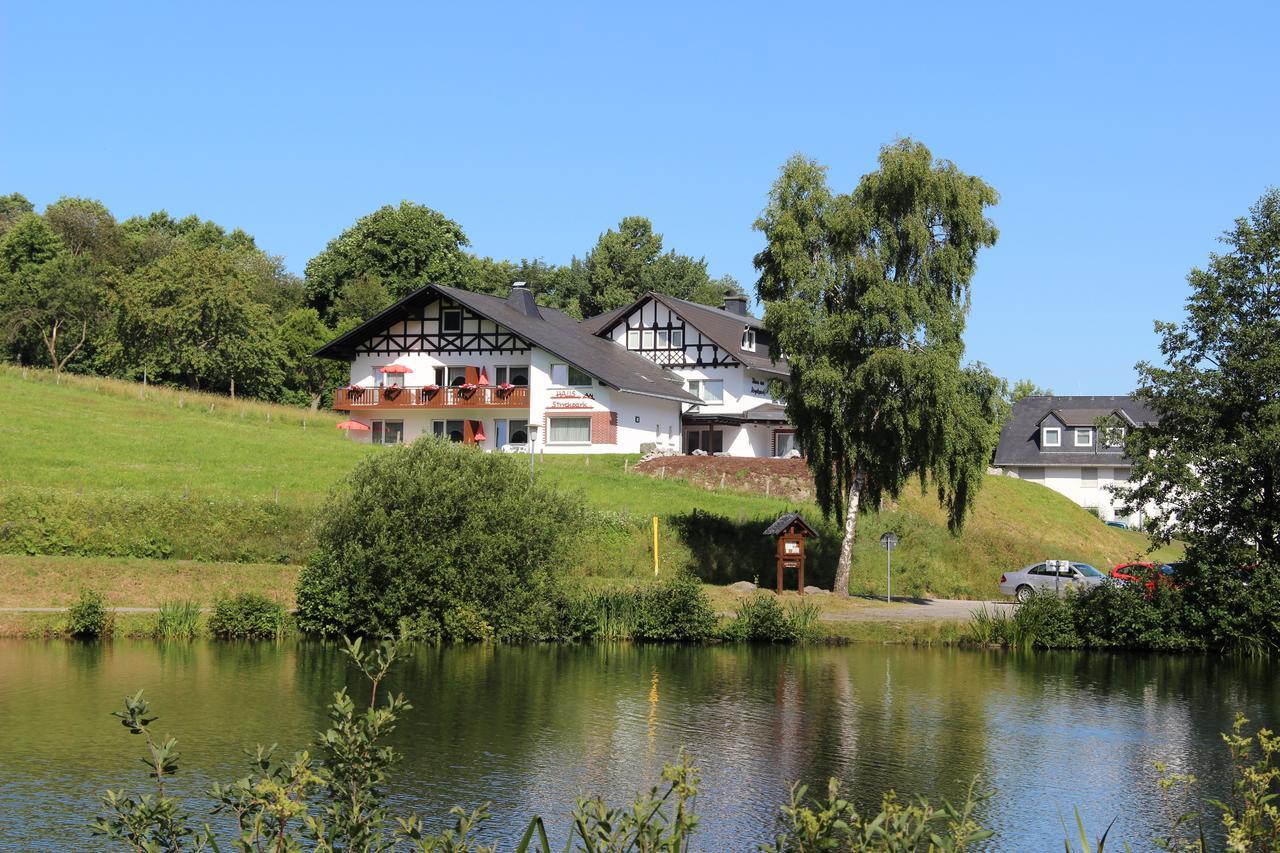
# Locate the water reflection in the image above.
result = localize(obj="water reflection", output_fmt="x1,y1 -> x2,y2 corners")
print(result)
0,640 -> 1275,850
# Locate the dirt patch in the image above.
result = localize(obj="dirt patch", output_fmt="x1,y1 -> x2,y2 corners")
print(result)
633,456 -> 815,502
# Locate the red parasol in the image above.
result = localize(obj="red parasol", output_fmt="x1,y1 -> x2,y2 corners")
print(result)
378,364 -> 412,374
472,420 -> 487,442
477,368 -> 490,386
336,420 -> 370,431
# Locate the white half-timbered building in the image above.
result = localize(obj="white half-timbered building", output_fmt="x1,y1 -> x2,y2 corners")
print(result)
316,283 -> 699,453
583,291 -> 795,456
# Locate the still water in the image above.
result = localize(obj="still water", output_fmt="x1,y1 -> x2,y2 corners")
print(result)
0,640 -> 1275,851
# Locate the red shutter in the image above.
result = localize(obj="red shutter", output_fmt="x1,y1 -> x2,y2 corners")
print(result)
464,365 -> 479,385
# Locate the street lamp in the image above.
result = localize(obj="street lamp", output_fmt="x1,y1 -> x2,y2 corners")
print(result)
527,423 -> 540,477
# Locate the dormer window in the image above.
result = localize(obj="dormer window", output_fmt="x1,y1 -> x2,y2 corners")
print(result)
1042,426 -> 1061,447
741,328 -> 756,351
1074,428 -> 1093,447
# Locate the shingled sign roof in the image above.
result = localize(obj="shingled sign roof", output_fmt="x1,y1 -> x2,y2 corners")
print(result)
314,283 -> 702,404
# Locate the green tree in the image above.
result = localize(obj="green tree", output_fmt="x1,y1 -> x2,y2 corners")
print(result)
0,192 -> 35,237
43,196 -> 124,263
118,210 -> 258,271
575,216 -> 741,318
754,141 -> 1002,597
1008,378 -> 1052,403
107,245 -> 285,396
1120,187 -> 1280,567
304,201 -> 474,317
278,307 -> 348,408
331,272 -> 392,325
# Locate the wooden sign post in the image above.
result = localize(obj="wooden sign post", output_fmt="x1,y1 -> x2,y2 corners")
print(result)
763,513 -> 819,594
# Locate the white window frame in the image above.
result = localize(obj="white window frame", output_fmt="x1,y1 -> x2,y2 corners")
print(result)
670,329 -> 684,349
441,309 -> 463,333
1074,427 -> 1093,447
494,364 -> 529,386
550,363 -> 592,388
547,416 -> 592,445
1042,426 -> 1061,448
689,379 -> 724,404
626,330 -> 640,349
741,328 -> 756,352
657,329 -> 669,348
641,329 -> 654,349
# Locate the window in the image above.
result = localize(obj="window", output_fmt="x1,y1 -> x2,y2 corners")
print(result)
494,365 -> 529,386
508,419 -> 528,444
548,416 -> 591,444
550,363 -> 592,386
371,420 -> 404,445
1042,427 -> 1061,447
741,329 -> 756,351
441,309 -> 462,333
1074,428 -> 1093,447
447,366 -> 469,386
641,329 -> 654,349
432,420 -> 464,442
626,330 -> 640,349
1081,467 -> 1098,487
688,379 -> 724,404
1028,563 -> 1049,576
1020,466 -> 1045,481
670,329 -> 683,349
686,429 -> 723,454
775,431 -> 798,457
1103,426 -> 1126,447
656,329 -> 669,348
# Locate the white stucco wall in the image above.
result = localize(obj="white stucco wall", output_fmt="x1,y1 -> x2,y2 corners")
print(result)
1005,465 -> 1141,523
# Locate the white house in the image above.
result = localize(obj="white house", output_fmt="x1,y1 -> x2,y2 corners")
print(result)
315,282 -> 700,453
993,395 -> 1158,524
583,291 -> 796,457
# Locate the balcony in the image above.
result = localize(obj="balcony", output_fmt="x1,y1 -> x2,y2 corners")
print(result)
334,385 -> 530,411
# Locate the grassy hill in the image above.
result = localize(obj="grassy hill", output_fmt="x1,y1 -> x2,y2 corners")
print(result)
0,366 -> 1176,602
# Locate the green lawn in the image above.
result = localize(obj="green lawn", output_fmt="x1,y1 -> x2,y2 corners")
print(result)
0,365 -> 1178,599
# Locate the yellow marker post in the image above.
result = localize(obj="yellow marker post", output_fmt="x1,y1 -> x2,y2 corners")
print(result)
652,515 -> 660,576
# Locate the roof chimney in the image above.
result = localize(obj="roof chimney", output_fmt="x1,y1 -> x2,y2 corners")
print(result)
507,281 -> 541,318
723,292 -> 749,316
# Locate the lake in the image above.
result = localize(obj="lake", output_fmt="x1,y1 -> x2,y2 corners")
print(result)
0,639 -> 1275,850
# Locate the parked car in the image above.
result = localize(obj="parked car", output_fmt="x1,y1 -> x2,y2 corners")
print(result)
1109,561 -> 1181,594
999,561 -> 1107,602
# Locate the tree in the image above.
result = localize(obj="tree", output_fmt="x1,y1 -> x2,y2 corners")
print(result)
107,245 -> 285,397
754,141 -> 1002,597
1009,378 -> 1052,402
304,201 -> 473,317
277,307 -> 347,408
0,192 -> 34,237
331,272 -> 392,325
1119,187 -> 1280,566
43,196 -> 124,262
575,216 -> 741,318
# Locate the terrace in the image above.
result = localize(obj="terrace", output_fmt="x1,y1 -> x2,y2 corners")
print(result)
333,384 -> 530,411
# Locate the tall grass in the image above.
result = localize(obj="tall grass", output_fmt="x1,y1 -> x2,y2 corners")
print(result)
966,605 -> 1037,650
153,599 -> 202,640
578,589 -> 644,640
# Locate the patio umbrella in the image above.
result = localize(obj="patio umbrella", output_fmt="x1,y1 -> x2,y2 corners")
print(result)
477,367 -> 490,386
378,364 -> 412,374
336,420 -> 370,432
472,420 -> 487,442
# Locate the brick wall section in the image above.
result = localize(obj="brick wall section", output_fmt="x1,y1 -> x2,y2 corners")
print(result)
590,412 -> 617,445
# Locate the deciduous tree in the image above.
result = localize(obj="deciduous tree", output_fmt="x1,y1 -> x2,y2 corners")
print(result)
755,141 -> 1002,596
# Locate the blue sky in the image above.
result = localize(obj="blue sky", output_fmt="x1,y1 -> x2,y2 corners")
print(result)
2,1 -> 1276,394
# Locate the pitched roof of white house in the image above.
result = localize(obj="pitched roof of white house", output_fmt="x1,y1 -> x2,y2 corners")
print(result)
994,395 -> 1159,467
582,291 -> 790,376
314,283 -> 702,404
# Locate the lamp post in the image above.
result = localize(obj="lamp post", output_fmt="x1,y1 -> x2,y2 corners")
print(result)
527,423 -> 540,478
879,532 -> 899,603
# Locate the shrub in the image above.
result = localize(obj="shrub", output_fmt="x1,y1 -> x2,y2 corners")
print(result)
787,600 -> 822,643
208,593 -> 287,639
295,438 -> 585,639
632,572 -> 716,642
1011,592 -> 1079,649
726,593 -> 797,642
154,599 -> 202,640
442,605 -> 494,643
67,588 -> 112,638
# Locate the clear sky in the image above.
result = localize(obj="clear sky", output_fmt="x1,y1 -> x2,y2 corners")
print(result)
2,1 -> 1276,394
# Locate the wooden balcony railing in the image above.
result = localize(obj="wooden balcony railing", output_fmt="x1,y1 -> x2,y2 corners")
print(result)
334,385 -> 530,411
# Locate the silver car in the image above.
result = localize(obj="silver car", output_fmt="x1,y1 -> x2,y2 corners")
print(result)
999,560 -> 1107,602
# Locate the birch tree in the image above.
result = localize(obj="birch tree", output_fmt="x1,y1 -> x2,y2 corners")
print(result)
754,141 -> 1003,596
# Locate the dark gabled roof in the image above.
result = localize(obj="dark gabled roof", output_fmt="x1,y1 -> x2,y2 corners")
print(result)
582,292 -> 790,376
314,283 -> 701,404
762,512 -> 819,537
995,395 -> 1159,467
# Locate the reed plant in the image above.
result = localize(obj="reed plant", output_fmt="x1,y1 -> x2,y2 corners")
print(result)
154,599 -> 202,640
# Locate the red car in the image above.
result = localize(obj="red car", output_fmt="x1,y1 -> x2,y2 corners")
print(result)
1109,561 -> 1180,593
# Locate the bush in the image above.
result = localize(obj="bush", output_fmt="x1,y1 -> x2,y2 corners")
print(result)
295,439 -> 585,639
725,593 -> 797,642
1010,592 -> 1079,649
154,599 -> 202,640
632,572 -> 717,642
208,593 -> 287,639
67,588 -> 112,638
